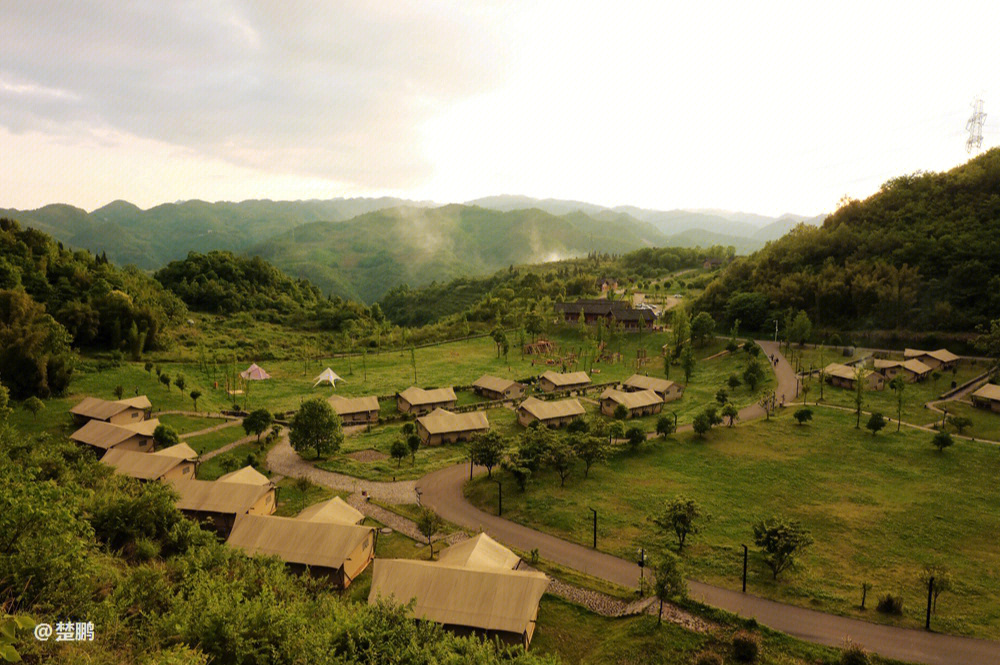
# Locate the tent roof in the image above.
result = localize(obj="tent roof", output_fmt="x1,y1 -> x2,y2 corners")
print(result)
874,359 -> 902,369
518,396 -> 586,421
417,409 -> 489,435
313,368 -> 344,386
473,375 -> 519,393
539,370 -> 591,387
823,363 -> 869,381
296,496 -> 365,525
227,514 -> 373,569
972,383 -> 1000,402
398,386 -> 456,406
623,374 -> 676,393
328,394 -> 380,415
218,466 -> 271,486
70,395 -> 151,420
240,363 -> 271,380
101,447 -> 189,480
902,359 -> 932,375
70,418 -> 160,449
904,348 -> 960,363
156,442 -> 199,460
437,533 -> 521,570
169,478 -> 272,514
368,559 -> 547,636
599,388 -> 662,409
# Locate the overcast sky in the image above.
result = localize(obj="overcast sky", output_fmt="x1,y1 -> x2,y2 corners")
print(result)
2,1 -> 998,216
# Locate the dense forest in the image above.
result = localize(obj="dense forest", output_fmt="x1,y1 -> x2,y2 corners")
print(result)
0,401 -> 552,665
154,251 -> 377,331
695,148 -> 1000,332
0,218 -> 185,398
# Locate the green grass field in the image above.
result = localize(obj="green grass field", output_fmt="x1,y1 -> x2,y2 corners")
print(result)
937,400 -> 1000,441
185,423 -> 251,455
196,441 -> 268,480
465,407 -> 1000,639
157,413 -> 226,434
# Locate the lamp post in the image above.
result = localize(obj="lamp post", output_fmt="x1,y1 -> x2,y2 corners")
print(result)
589,508 -> 597,549
926,576 -> 934,631
495,479 -> 502,516
742,544 -> 748,593
773,319 -> 779,343
637,548 -> 647,596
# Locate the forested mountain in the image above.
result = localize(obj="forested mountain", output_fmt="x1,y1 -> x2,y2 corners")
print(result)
695,148 -> 1000,332
154,250 -> 377,330
0,197 -> 434,270
0,218 -> 185,397
251,204 -> 676,302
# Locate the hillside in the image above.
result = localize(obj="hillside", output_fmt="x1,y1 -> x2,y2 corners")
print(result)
0,197 -> 434,270
251,204 -> 673,302
695,148 -> 1000,331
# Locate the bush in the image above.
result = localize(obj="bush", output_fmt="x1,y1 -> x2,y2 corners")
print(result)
732,630 -> 760,663
840,642 -> 870,665
696,653 -> 724,665
876,593 -> 904,615
131,537 -> 161,562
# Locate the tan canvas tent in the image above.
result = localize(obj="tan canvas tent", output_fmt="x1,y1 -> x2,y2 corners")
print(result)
169,478 -> 275,536
538,371 -> 591,392
517,396 -> 585,428
218,466 -> 271,486
101,446 -> 197,481
368,559 -> 548,648
296,496 -> 365,525
622,374 -> 683,402
240,363 -> 271,380
472,375 -> 525,401
70,395 -> 151,424
416,408 -> 489,445
328,394 -> 380,425
313,368 -> 344,387
155,442 -> 199,459
599,388 -> 663,417
70,418 -> 161,456
227,514 -> 375,588
437,533 -> 521,570
971,383 -> 1000,412
396,386 -> 457,415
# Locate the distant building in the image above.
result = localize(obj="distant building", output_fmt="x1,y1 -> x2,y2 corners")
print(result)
537,370 -> 591,393
824,363 -> 885,391
622,374 -> 683,402
396,386 -> 457,416
553,299 -> 656,332
599,388 -> 663,418
702,257 -> 725,270
70,395 -> 151,425
596,277 -> 619,292
328,394 -> 380,425
903,348 -> 960,371
416,409 -> 489,445
472,375 -> 526,401
971,384 -> 1000,412
517,396 -> 586,428
873,358 -> 932,383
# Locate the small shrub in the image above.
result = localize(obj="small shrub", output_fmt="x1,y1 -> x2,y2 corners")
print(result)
132,537 -> 161,562
840,642 -> 870,665
696,653 -> 724,665
732,630 -> 760,663
876,593 -> 904,615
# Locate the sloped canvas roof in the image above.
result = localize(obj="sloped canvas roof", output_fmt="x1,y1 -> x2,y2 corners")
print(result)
824,363 -> 862,381
902,359 -> 933,375
296,496 -> 365,525
539,371 -> 591,387
418,409 -> 489,435
101,447 -> 190,480
70,418 -> 160,449
972,383 -> 1000,402
368,559 -> 548,636
328,394 -> 380,415
227,514 -> 373,569
623,374 -> 676,393
518,396 -> 586,421
398,386 -> 457,406
473,375 -> 519,393
218,466 -> 271,486
437,533 -> 521,570
313,368 -> 344,387
599,388 -> 662,409
70,395 -> 151,420
240,363 -> 271,380
156,442 -> 199,460
904,348 -> 960,363
169,478 -> 271,514
874,359 -> 902,369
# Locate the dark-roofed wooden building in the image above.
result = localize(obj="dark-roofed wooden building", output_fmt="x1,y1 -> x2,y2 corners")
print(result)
554,299 -> 656,332
396,387 -> 457,416
517,396 -> 586,428
537,370 -> 591,393
328,394 -> 381,425
472,375 -> 525,401
227,514 -> 375,588
70,395 -> 151,425
70,418 -> 161,458
169,478 -> 276,537
416,409 -> 489,445
599,388 -> 663,418
622,374 -> 683,402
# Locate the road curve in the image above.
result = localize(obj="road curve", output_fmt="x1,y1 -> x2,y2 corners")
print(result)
416,341 -> 1000,665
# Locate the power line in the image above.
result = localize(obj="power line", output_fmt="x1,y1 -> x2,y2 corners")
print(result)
966,97 -> 986,153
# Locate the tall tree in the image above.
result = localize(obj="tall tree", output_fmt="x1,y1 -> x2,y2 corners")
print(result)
288,398 -> 343,458
752,517 -> 813,580
652,495 -> 707,551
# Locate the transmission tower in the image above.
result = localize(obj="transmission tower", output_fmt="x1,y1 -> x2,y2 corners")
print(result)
965,97 -> 986,153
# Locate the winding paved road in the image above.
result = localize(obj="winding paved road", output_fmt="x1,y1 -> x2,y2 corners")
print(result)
416,341 -> 1000,665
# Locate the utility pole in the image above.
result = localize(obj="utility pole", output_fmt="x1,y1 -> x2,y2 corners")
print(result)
966,97 -> 986,153
926,576 -> 935,630
742,544 -> 748,593
495,479 -> 502,516
589,508 -> 597,548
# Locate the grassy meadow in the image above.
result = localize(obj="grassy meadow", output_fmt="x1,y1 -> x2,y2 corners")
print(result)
465,407 -> 1000,639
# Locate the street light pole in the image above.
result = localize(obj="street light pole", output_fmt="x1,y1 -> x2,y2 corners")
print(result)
637,548 -> 646,596
495,479 -> 502,516
926,576 -> 934,631
773,319 -> 778,343
589,508 -> 597,549
742,544 -> 748,593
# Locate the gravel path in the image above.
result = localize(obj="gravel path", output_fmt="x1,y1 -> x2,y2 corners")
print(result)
266,434 -> 418,503
346,493 -> 463,545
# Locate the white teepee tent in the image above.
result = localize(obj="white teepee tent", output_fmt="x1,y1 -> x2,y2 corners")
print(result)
313,368 -> 344,388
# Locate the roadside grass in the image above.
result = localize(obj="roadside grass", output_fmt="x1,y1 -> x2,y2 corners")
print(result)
196,441 -> 268,480
936,400 -> 1000,441
465,407 -> 1000,638
273,477 -> 337,517
157,413 -> 226,434
186,424 -> 251,455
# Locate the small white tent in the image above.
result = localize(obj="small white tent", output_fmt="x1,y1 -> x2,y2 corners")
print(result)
313,368 -> 344,388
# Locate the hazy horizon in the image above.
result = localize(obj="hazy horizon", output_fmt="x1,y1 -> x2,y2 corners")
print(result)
3,2 -> 997,216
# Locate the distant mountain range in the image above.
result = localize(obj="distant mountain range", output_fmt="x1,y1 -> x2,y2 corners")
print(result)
0,195 -> 825,302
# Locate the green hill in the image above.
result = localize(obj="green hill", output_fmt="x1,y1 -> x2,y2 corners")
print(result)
695,148 -> 1000,331
250,204 -> 672,302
